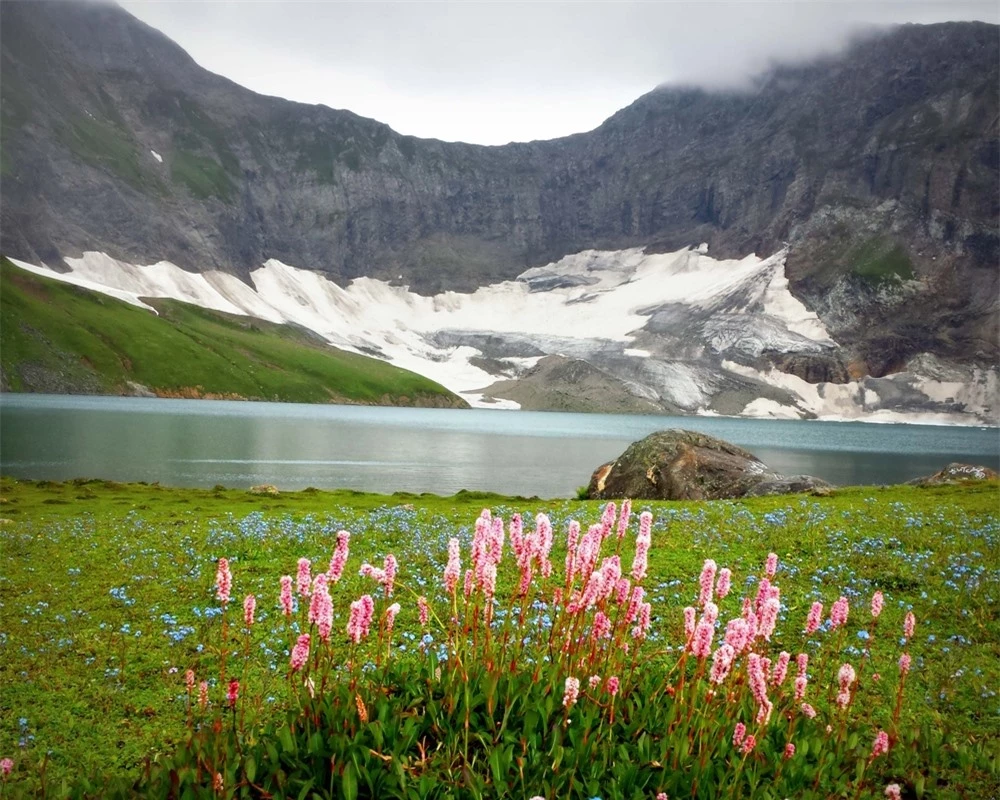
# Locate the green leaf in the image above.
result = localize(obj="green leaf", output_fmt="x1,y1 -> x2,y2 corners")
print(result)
245,755 -> 256,783
342,761 -> 358,800
915,774 -> 925,798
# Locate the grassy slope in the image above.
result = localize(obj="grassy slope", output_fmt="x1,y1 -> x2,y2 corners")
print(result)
0,258 -> 465,407
0,478 -> 997,794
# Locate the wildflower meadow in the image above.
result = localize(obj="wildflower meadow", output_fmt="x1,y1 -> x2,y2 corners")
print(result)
0,477 -> 997,798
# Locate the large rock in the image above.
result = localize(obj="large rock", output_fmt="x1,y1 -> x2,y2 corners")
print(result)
906,462 -> 999,486
587,430 -> 834,500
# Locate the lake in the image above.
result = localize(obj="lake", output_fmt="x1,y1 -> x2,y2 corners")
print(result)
1,394 -> 997,497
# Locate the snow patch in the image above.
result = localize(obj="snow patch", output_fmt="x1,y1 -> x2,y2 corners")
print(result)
150,150 -> 163,163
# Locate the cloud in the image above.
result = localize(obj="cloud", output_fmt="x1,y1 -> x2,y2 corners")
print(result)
118,1 -> 998,144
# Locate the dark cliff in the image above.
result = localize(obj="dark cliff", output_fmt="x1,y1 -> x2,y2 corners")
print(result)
1,2 -> 997,373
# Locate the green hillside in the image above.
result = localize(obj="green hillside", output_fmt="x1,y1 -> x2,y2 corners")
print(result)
0,258 -> 467,407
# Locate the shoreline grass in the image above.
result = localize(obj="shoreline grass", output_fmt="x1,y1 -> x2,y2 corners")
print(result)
0,477 -> 997,797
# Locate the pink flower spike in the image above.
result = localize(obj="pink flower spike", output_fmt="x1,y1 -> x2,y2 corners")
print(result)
417,596 -> 429,628
691,619 -> 714,659
796,652 -> 808,677
904,611 -> 916,639
683,606 -> 697,640
715,567 -> 732,599
800,702 -> 816,718
600,501 -> 617,539
740,734 -> 757,755
385,602 -> 401,632
383,553 -> 398,597
215,557 -> 232,605
830,596 -> 849,629
279,575 -> 294,617
732,722 -> 746,747
185,669 -> 195,694
656,794 -> 668,800
328,530 -> 350,583
871,590 -> 884,619
898,653 -> 911,675
885,784 -> 902,800
772,651 -> 791,687
765,552 -> 778,579
0,758 -> 12,777
296,558 -> 312,598
616,498 -> 632,540
606,675 -> 620,696
563,676 -> 580,708
290,634 -> 310,671
243,594 -> 256,627
710,643 -> 736,684
588,674 -> 601,690
198,681 -> 208,709
805,601 -> 823,634
444,538 -> 461,594
698,559 -> 717,607
227,678 -> 239,708
872,730 -> 889,758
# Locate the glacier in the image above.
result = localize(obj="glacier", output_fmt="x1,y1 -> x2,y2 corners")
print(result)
7,247 -> 997,425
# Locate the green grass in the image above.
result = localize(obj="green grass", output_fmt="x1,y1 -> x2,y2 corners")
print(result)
848,237 -> 915,285
54,116 -> 162,194
0,477 -> 997,795
169,150 -> 235,201
0,258 -> 465,407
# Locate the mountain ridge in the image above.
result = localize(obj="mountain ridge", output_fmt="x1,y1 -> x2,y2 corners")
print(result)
1,2 -> 997,395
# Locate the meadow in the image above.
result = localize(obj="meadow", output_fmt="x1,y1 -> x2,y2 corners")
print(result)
0,476 -> 997,798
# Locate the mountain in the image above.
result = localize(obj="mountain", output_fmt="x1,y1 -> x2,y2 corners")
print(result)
0,257 -> 466,406
1,2 -> 997,420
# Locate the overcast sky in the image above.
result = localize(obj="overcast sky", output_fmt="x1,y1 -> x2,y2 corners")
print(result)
119,1 -> 998,145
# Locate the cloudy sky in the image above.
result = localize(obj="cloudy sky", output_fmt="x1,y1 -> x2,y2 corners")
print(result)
120,1 -> 998,145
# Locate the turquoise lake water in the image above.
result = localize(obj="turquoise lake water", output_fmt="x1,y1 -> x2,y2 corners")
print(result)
1,394 -> 997,497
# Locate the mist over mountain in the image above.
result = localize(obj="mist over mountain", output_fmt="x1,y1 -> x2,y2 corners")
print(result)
0,1 -> 997,418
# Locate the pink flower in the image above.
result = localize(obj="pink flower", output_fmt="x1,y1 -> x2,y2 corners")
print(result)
1,758 -> 14,777
755,699 -> 773,725
510,513 -> 524,557
312,582 -> 333,642
185,669 -> 195,694
606,675 -> 620,696
754,577 -> 771,615
417,596 -> 429,627
800,702 -> 816,718
683,606 -> 697,640
385,602 -> 401,631
632,512 -> 653,582
904,611 -> 916,639
871,590 -> 884,619
296,558 -> 312,598
588,674 -> 602,690
198,681 -> 208,709
702,601 -> 719,627
215,557 -> 232,605
617,499 -> 632,540
615,577 -> 631,605
783,742 -> 795,759
656,794 -> 668,800
691,619 -> 714,659
709,643 -> 736,684
279,575 -> 294,617
592,611 -> 612,641
626,586 -> 645,624
830,596 -> 849,629
838,662 -> 856,692
698,559 -> 717,607
563,676 -> 580,708
564,520 -> 581,584
632,601 -> 652,639
898,653 -> 911,675
383,554 -> 398,597
796,652 -> 808,677
872,730 -> 889,758
600,501 -> 617,539
716,568 -> 732,599
290,634 -> 310,671
243,594 -> 256,627
884,784 -> 902,800
227,678 -> 239,708
724,617 -> 751,652
444,538 -> 461,594
805,601 -> 823,634
747,654 -> 769,707
732,722 -> 746,747
308,575 -> 328,624
328,530 -> 350,582
794,675 -> 808,701
346,595 -> 375,643
772,651 -> 791,687
758,596 -> 780,641
765,552 -> 778,579
741,734 -> 757,754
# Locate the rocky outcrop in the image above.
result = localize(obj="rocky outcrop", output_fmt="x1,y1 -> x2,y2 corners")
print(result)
0,3 -> 996,375
587,430 -> 834,500
906,462 -> 999,486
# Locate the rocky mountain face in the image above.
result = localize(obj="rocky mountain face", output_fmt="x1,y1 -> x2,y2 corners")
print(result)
1,2 -> 997,386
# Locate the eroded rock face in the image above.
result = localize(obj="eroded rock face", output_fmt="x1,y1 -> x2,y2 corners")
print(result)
906,462 -> 999,486
587,430 -> 834,500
